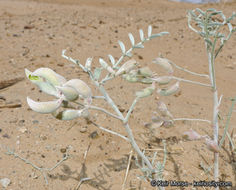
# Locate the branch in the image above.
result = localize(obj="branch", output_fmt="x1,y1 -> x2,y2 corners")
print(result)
124,97 -> 139,123
90,121 -> 129,142
86,105 -> 123,121
5,147 -> 69,185
172,76 -> 211,88
173,118 -> 211,124
171,62 -> 209,79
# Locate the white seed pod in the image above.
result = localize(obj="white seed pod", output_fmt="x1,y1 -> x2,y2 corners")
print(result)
205,138 -> 220,153
56,86 -> 78,101
32,67 -> 67,86
138,67 -> 153,77
64,79 -> 92,99
152,57 -> 173,74
115,59 -> 137,76
157,101 -> 173,118
52,109 -> 83,120
157,81 -> 179,96
27,97 -> 62,114
140,78 -> 153,84
136,83 -> 155,98
154,76 -> 172,85
124,74 -> 139,83
25,69 -> 60,97
183,129 -> 202,141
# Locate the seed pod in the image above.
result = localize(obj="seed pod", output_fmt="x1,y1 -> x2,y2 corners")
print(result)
138,67 -> 153,77
153,76 -> 172,85
56,86 -> 78,101
124,74 -> 139,83
32,67 -> 66,86
64,79 -> 92,99
140,78 -> 153,84
183,129 -> 202,141
152,57 -> 173,74
205,138 -> 220,153
27,97 -> 62,114
157,101 -> 173,118
136,83 -> 155,98
115,59 -> 137,76
157,81 -> 179,96
25,69 -> 59,97
52,109 -> 83,120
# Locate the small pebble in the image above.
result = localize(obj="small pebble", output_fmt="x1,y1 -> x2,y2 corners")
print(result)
0,178 -> 11,188
60,148 -> 67,153
18,127 -> 27,133
2,134 -> 10,138
89,131 -> 99,139
32,120 -> 39,124
80,126 -> 87,133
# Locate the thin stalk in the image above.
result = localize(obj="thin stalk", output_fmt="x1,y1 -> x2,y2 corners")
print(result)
173,118 -> 211,124
86,105 -> 122,121
171,62 -> 209,79
171,76 -> 211,87
219,96 -> 236,148
90,121 -> 129,142
124,97 -> 139,123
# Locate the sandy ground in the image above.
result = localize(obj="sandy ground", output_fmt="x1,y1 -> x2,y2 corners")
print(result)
0,0 -> 236,189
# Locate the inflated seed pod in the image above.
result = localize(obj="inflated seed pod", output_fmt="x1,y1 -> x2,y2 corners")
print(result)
115,59 -> 137,76
55,86 -> 78,101
64,79 -> 92,99
52,109 -> 83,120
140,78 -> 153,84
157,81 -> 179,96
152,57 -> 173,74
136,83 -> 155,98
157,101 -> 173,118
25,68 -> 60,97
205,138 -> 220,153
183,129 -> 202,141
124,74 -> 139,83
27,97 -> 62,114
138,67 -> 153,77
32,67 -> 66,86
154,76 -> 172,85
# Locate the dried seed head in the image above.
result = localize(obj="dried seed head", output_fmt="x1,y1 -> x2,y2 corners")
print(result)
157,81 -> 179,96
27,97 -> 62,114
64,79 -> 92,100
152,57 -> 173,74
115,59 -> 137,76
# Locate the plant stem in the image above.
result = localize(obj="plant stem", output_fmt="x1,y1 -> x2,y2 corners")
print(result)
98,85 -> 154,171
171,62 -> 209,79
219,96 -> 236,148
86,105 -> 122,121
171,76 -> 211,88
173,118 -> 211,123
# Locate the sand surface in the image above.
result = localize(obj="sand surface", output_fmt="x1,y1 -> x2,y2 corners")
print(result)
0,0 -> 236,189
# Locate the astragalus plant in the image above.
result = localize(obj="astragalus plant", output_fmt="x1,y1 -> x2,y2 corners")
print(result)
25,26 -> 171,189
185,8 -> 236,189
